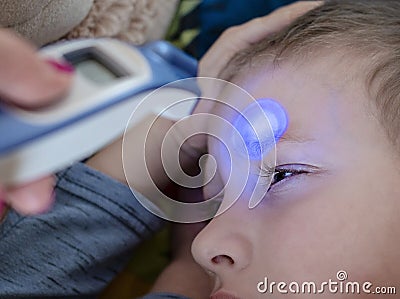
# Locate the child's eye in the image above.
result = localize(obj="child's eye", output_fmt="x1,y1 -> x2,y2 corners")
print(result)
260,164 -> 310,190
271,170 -> 294,186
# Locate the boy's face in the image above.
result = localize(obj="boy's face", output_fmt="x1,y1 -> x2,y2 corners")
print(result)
192,55 -> 400,298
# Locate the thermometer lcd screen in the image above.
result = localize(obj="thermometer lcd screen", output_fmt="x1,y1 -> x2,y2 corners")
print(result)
74,59 -> 118,84
64,47 -> 127,84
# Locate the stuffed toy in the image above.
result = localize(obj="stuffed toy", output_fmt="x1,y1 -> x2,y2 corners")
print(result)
0,0 -> 178,46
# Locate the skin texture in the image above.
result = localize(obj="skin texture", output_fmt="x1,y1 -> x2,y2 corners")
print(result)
191,54 -> 400,298
0,29 -> 73,216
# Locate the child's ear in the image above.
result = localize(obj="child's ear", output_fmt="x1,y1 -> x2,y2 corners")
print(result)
0,0 -> 93,46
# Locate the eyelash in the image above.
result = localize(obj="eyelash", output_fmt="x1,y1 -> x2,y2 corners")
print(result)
259,164 -> 309,190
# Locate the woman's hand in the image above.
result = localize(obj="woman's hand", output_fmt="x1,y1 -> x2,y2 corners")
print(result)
0,29 -> 73,216
199,1 -> 322,98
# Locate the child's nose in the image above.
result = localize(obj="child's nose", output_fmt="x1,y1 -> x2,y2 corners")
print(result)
191,202 -> 253,277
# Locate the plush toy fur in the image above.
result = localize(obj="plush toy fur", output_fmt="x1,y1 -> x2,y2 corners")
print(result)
66,0 -> 178,45
0,0 -> 178,46
0,0 -> 93,46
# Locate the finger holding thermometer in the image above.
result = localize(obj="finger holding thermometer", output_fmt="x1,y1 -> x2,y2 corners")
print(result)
0,39 -> 199,186
0,28 -> 73,216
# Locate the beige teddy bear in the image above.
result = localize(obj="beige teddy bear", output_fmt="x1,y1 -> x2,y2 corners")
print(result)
1,0 -> 178,46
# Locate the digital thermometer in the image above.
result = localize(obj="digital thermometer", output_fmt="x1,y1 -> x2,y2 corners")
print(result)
0,39 -> 198,185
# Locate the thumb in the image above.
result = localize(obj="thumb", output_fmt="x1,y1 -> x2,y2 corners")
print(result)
0,29 -> 73,108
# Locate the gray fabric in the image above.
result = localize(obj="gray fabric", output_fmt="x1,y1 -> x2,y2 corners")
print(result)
0,0 -> 93,46
0,162 -> 164,298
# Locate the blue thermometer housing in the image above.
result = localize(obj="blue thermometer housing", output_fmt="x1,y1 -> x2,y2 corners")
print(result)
0,39 -> 198,184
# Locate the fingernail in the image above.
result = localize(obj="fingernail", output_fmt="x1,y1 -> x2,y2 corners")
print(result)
46,59 -> 75,74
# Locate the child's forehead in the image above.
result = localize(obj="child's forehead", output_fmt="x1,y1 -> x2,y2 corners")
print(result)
224,58 -> 358,115
212,56 -> 377,151
232,48 -> 368,89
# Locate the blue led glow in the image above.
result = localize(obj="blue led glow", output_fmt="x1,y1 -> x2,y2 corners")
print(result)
232,98 -> 288,160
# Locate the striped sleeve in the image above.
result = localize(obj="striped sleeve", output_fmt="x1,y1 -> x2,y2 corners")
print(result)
0,162 -> 164,298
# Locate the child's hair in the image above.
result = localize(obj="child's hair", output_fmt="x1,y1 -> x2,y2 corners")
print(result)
224,0 -> 400,149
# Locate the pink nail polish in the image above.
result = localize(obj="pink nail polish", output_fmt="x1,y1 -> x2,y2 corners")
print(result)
46,59 -> 75,74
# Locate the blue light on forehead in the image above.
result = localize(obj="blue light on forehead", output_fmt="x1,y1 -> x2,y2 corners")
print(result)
233,98 -> 288,160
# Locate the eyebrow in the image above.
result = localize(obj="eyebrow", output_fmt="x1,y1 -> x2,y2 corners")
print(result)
277,133 -> 315,144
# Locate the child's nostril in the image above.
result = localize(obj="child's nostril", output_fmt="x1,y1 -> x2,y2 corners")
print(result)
212,255 -> 235,265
